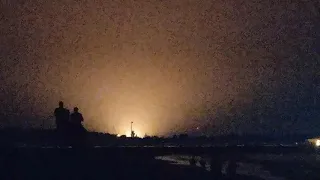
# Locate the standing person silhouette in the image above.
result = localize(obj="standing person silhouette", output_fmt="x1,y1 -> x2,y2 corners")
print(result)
54,101 -> 70,133
70,107 -> 86,147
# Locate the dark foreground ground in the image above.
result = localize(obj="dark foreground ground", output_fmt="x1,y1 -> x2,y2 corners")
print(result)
0,147 -> 268,180
245,152 -> 320,180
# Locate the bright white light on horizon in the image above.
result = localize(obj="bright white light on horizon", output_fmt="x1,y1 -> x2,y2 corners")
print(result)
115,117 -> 148,138
125,131 -> 131,137
316,139 -> 320,147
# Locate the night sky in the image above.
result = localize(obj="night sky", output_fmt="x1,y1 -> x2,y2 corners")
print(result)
1,0 -> 319,136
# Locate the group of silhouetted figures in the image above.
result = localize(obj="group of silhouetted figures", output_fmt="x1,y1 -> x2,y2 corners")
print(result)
54,101 -> 86,145
189,155 -> 238,179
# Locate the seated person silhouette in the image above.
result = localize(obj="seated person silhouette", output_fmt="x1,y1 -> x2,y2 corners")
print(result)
54,101 -> 70,133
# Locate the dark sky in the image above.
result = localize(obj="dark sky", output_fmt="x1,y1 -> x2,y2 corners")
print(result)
0,0 -> 319,136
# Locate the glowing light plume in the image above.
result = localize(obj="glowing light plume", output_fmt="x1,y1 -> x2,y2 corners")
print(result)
1,0 -> 317,136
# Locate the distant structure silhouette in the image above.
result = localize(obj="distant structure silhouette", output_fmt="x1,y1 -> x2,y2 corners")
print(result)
131,121 -> 134,138
54,101 -> 70,133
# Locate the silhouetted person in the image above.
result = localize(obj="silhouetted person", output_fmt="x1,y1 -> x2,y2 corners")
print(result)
226,157 -> 237,179
199,159 -> 206,168
70,107 -> 86,147
210,155 -> 223,179
189,156 -> 196,166
70,107 -> 83,128
54,101 -> 70,133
